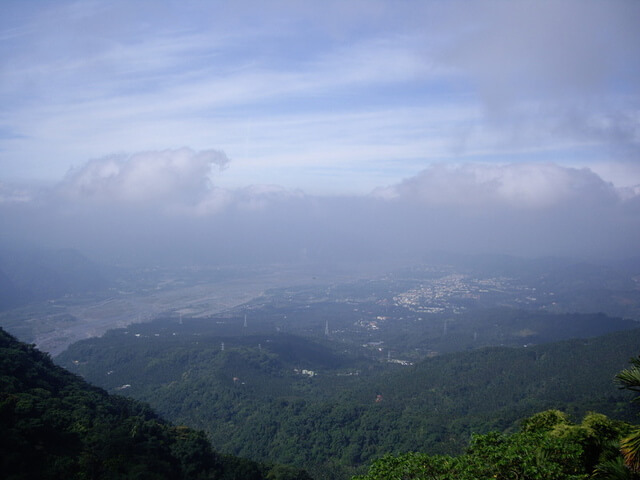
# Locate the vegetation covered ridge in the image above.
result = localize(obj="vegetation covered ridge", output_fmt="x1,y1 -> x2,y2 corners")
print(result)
0,327 -> 311,480
354,356 -> 640,480
58,322 -> 640,479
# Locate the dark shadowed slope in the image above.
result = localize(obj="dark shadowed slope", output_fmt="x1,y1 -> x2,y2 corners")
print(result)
0,327 -> 312,480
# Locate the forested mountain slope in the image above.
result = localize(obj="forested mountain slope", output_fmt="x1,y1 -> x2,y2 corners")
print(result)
0,328 -> 311,480
355,355 -> 640,480
58,322 -> 640,479
354,409 -> 640,480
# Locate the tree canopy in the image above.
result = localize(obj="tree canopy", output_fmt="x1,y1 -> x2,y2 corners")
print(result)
0,327 -> 311,480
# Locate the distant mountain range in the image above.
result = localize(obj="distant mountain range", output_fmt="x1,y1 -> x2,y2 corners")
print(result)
0,247 -> 110,309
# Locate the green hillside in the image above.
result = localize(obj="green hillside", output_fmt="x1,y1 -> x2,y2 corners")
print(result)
355,410 -> 639,480
0,327 -> 311,480
355,355 -> 640,479
58,320 -> 640,479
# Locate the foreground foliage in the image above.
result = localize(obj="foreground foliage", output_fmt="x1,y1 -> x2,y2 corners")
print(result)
354,410 -> 638,480
0,328 -> 311,480
617,356 -> 640,473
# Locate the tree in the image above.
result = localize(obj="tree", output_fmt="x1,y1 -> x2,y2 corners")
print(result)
616,356 -> 640,473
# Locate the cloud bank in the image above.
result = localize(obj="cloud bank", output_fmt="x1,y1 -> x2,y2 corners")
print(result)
375,163 -> 620,209
0,149 -> 638,265
58,148 -> 229,208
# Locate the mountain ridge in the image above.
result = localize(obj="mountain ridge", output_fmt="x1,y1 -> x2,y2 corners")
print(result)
0,327 -> 312,480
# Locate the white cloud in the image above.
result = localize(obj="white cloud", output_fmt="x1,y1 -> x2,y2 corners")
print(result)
51,148 -> 310,217
1,154 -> 639,262
374,163 -> 623,209
58,148 -> 229,208
437,0 -> 640,155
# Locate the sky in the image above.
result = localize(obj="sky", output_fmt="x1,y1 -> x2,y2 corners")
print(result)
0,0 -> 639,264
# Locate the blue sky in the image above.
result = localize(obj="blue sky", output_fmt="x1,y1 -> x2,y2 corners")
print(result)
0,1 -> 639,262
2,0 -> 638,194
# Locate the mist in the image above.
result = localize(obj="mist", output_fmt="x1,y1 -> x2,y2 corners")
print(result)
1,149 -> 638,267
